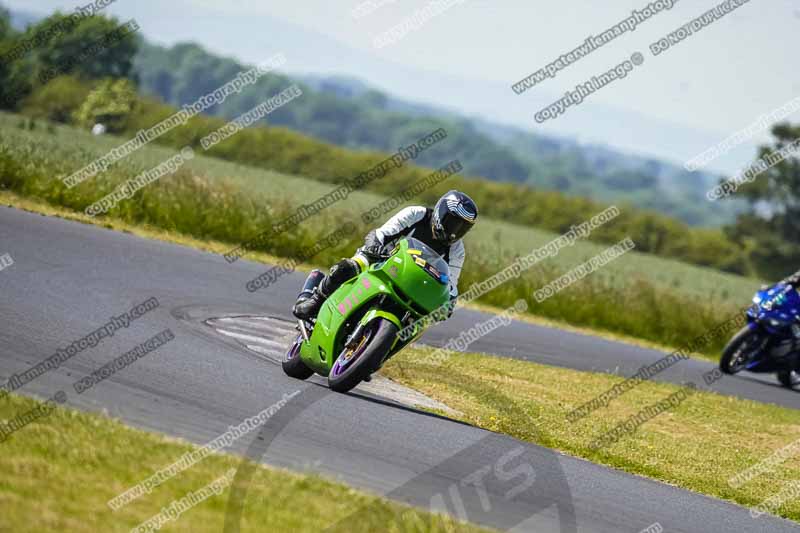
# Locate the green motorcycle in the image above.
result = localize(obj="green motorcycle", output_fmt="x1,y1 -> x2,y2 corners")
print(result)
282,237 -> 450,393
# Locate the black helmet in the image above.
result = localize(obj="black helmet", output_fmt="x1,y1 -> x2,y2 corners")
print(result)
431,190 -> 478,245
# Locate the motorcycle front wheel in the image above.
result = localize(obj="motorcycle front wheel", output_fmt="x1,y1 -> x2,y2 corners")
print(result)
328,318 -> 398,393
719,326 -> 764,375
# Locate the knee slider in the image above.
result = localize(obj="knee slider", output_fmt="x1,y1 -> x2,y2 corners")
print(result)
330,258 -> 359,281
321,259 -> 359,296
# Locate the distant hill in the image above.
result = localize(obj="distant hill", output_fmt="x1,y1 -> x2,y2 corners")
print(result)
133,42 -> 741,226
0,4 -> 742,226
300,74 -> 742,226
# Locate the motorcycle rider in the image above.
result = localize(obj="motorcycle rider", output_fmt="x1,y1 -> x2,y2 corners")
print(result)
293,190 -> 478,320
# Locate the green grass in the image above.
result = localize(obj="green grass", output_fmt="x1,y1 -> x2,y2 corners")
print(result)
382,346 -> 800,522
0,111 -> 764,356
0,392 -> 491,533
0,112 -> 759,301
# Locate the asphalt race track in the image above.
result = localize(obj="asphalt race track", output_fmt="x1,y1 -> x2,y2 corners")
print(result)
0,206 -> 797,532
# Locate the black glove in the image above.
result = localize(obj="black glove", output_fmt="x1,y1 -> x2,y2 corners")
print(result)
361,230 -> 389,261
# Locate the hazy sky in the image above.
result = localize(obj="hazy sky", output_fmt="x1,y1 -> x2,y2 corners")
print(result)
8,0 -> 800,173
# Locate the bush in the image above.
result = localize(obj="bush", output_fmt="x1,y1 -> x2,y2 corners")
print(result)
0,119 -> 745,356
17,78 -> 753,276
74,78 -> 137,132
21,75 -> 90,124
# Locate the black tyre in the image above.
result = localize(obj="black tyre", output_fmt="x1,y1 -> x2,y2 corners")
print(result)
719,326 -> 763,375
328,318 -> 398,393
282,334 -> 314,380
777,370 -> 800,389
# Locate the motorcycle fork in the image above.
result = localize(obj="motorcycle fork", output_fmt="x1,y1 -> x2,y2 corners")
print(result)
298,320 -> 311,342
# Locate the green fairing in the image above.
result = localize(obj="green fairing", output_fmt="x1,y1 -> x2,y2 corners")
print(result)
299,238 -> 450,375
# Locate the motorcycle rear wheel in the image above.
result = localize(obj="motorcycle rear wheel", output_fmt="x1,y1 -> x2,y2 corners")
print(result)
282,334 -> 314,380
777,370 -> 800,389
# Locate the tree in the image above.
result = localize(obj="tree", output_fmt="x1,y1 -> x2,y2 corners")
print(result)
21,75 -> 90,123
74,78 -> 137,132
728,123 -> 800,278
32,12 -> 139,82
0,6 -> 11,40
0,7 -> 31,111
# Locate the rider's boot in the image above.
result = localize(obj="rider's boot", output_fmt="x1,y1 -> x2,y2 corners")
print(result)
293,289 -> 325,320
293,259 -> 361,320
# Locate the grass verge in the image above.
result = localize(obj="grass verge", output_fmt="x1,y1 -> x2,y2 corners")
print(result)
382,346 -> 800,522
0,392 -> 491,533
0,111 -> 762,359
0,189 -> 717,363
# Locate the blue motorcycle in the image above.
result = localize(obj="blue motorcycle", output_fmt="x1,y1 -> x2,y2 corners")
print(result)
720,283 -> 800,389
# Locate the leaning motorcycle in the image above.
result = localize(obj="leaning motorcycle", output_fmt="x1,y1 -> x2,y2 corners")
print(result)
719,282 -> 800,388
282,237 -> 450,393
